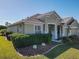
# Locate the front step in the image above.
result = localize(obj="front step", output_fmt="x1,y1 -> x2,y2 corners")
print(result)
52,40 -> 62,43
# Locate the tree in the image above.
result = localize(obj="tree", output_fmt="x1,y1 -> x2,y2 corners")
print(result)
0,25 -> 7,30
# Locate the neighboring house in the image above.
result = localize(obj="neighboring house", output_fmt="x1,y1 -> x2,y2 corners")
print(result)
62,17 -> 79,36
7,11 -> 79,41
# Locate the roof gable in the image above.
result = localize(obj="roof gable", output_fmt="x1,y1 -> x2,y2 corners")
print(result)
35,11 -> 62,22
70,19 -> 79,27
62,17 -> 75,25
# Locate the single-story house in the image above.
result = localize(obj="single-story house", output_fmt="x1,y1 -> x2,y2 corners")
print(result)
7,11 -> 79,41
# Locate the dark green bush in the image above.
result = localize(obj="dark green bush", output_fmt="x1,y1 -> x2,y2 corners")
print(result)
5,31 -> 13,41
0,29 -> 13,40
61,36 -> 69,44
0,29 -> 13,35
6,31 -> 13,35
61,35 -> 79,44
68,35 -> 79,44
11,33 -> 52,48
0,25 -> 7,30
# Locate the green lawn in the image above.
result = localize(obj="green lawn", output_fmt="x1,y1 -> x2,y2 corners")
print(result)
0,36 -> 23,59
0,36 -> 79,59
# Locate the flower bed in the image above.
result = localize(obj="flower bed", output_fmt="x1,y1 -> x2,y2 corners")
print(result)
16,43 -> 55,56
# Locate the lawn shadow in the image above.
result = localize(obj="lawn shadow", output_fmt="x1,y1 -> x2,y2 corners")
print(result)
45,44 -> 72,59
71,44 -> 79,49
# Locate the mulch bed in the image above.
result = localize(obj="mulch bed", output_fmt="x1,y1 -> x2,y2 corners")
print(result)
16,43 -> 56,56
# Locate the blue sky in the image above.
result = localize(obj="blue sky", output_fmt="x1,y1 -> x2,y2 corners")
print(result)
0,0 -> 79,25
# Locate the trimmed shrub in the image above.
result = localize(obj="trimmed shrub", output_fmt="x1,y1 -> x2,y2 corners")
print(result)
6,31 -> 13,35
0,29 -> 7,36
5,31 -> 13,40
0,29 -> 13,40
11,33 -> 52,48
61,35 -> 79,44
61,36 -> 69,44
68,35 -> 79,44
0,29 -> 13,36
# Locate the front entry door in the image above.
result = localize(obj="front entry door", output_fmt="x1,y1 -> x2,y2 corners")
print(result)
48,24 -> 55,40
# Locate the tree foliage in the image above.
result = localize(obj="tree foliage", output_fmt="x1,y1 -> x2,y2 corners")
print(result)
0,25 -> 7,30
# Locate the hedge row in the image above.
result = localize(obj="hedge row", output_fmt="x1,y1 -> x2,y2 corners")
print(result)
11,33 -> 52,48
61,35 -> 79,44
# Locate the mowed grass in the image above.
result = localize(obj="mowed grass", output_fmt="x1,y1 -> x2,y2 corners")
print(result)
0,36 -> 79,59
0,36 -> 23,59
55,48 -> 79,59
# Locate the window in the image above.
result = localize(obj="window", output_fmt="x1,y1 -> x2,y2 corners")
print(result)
35,25 -> 41,33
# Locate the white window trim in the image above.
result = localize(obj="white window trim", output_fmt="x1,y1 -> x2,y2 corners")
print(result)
35,25 -> 41,33
33,24 -> 43,34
